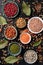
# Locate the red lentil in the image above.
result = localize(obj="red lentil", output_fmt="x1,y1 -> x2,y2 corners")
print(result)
4,2 -> 18,17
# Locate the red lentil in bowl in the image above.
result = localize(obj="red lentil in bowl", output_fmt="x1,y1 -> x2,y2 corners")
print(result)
3,2 -> 19,18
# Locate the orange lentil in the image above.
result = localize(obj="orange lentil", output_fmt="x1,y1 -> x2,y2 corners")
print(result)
23,29 -> 29,33
20,33 -> 30,43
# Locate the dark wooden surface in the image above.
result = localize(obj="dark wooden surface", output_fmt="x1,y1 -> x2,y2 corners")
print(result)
0,0 -> 43,65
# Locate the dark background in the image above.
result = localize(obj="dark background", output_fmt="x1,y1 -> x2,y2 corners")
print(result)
0,0 -> 43,65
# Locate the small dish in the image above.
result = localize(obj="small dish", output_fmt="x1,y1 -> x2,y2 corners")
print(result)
24,50 -> 37,64
20,33 -> 31,44
16,18 -> 26,29
4,26 -> 17,40
3,1 -> 19,18
27,17 -> 43,34
8,42 -> 22,56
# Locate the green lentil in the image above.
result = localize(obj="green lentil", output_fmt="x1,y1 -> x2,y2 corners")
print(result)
10,44 -> 20,54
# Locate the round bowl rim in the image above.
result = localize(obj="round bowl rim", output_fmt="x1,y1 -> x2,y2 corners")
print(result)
4,26 -> 17,40
20,32 -> 31,44
3,1 -> 19,18
24,50 -> 38,64
8,42 -> 22,56
27,17 -> 43,34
